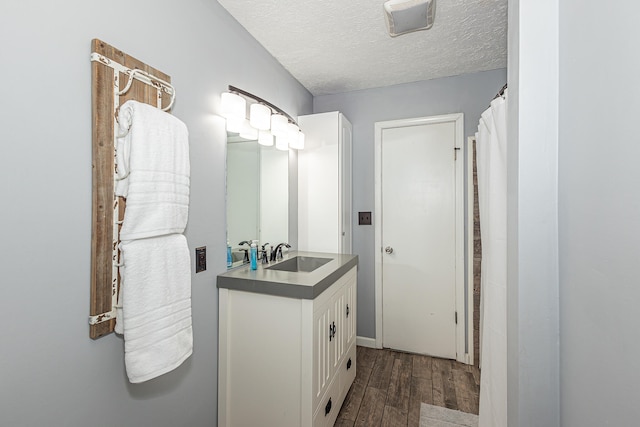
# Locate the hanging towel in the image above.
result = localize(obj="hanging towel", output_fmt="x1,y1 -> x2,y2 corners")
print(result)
115,234 -> 193,383
115,100 -> 190,240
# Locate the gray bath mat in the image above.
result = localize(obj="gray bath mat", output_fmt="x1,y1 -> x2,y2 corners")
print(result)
419,403 -> 479,427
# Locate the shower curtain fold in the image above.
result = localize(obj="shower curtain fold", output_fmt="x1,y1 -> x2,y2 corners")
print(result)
475,91 -> 508,427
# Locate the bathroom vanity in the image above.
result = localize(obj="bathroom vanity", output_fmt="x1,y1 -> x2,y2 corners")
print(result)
217,251 -> 358,427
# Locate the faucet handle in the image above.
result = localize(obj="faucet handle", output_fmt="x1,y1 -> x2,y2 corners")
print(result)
275,242 -> 290,260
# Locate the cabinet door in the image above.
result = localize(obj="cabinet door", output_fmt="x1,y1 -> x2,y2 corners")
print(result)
331,290 -> 345,370
298,112 -> 340,253
298,112 -> 353,254
342,272 -> 357,350
339,113 -> 353,254
313,302 -> 333,411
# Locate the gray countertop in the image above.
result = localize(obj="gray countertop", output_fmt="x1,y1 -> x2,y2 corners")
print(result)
216,250 -> 358,299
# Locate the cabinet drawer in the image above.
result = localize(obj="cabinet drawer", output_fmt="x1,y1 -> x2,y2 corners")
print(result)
313,373 -> 341,427
340,343 -> 357,397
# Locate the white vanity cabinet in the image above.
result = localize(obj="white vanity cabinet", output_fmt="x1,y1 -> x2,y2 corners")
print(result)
218,264 -> 357,427
298,112 -> 353,254
312,270 -> 357,420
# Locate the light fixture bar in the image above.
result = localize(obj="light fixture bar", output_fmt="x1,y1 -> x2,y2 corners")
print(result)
228,85 -> 299,127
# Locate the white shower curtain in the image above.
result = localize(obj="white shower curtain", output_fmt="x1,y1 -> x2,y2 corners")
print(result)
476,90 -> 508,427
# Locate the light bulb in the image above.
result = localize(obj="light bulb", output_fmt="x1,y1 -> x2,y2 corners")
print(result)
239,119 -> 258,140
290,131 -> 305,150
250,104 -> 271,130
226,117 -> 243,133
275,135 -> 289,151
220,92 -> 246,120
258,130 -> 274,146
286,122 -> 299,147
271,114 -> 288,138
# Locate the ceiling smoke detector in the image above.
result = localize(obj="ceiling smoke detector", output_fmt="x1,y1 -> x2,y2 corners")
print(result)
383,0 -> 436,37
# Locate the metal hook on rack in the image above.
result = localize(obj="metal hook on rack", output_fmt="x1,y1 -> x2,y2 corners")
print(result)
117,69 -> 176,111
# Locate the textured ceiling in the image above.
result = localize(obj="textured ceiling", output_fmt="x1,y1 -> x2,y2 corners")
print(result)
217,0 -> 507,96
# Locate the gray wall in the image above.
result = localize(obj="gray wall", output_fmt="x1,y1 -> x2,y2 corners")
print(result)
559,1 -> 640,425
313,69 -> 507,339
0,1 -> 311,426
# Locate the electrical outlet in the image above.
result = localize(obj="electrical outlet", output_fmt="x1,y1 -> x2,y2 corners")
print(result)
358,211 -> 372,225
195,246 -> 206,273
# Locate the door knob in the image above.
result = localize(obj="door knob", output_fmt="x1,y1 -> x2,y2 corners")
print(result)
385,246 -> 394,254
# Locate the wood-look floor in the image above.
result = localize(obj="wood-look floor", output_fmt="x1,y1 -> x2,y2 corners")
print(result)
335,346 -> 480,427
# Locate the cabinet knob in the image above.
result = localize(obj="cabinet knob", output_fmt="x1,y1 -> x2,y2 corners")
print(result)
347,358 -> 352,370
346,304 -> 350,318
325,397 -> 332,416
385,246 -> 394,254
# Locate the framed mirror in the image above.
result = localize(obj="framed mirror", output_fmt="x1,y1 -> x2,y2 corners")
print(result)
226,134 -> 289,267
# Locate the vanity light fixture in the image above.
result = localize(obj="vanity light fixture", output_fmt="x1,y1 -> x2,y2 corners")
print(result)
290,131 -> 305,150
221,85 -> 304,150
270,113 -> 288,138
275,135 -> 289,151
286,122 -> 300,148
220,92 -> 246,120
258,129 -> 274,146
250,103 -> 271,130
239,119 -> 258,140
226,117 -> 244,133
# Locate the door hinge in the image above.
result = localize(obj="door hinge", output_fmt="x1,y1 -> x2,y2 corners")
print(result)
454,147 -> 460,161
455,311 -> 458,324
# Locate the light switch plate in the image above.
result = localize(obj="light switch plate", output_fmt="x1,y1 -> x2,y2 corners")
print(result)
358,211 -> 372,225
195,246 -> 206,273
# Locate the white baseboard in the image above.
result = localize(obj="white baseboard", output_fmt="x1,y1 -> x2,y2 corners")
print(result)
356,336 -> 377,348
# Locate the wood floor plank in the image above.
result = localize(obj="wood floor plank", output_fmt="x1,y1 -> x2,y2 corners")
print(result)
469,365 -> 481,387
356,363 -> 373,383
368,349 -> 395,390
357,345 -> 379,369
337,365 -> 372,422
407,376 -> 433,427
440,360 -> 458,410
334,419 -> 355,427
354,387 -> 387,427
411,354 -> 433,380
452,369 -> 479,415
381,405 -> 408,427
431,362 -> 445,408
386,352 -> 412,412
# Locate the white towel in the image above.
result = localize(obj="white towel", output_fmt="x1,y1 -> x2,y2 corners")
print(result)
115,234 -> 193,383
115,100 -> 190,240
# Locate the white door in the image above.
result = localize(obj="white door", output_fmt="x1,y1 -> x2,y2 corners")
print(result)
379,118 -> 461,359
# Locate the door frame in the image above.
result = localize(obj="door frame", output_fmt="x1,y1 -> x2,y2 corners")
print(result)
374,113 -> 470,364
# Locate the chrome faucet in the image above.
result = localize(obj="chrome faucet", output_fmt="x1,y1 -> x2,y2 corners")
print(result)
271,243 -> 291,261
261,242 -> 270,264
238,240 -> 251,263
